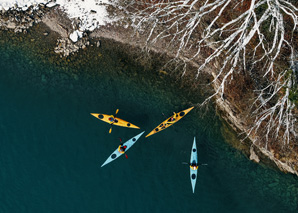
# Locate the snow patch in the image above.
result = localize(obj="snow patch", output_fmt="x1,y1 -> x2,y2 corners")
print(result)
46,1 -> 56,8
0,0 -> 49,10
55,0 -> 115,32
0,0 -> 117,37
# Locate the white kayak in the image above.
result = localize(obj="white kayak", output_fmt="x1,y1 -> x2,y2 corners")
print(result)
101,131 -> 145,167
190,137 -> 198,193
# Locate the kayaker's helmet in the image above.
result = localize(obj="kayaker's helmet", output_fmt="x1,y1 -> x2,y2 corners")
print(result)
109,117 -> 114,121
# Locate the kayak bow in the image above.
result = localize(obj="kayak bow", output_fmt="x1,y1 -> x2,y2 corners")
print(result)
145,106 -> 194,137
91,113 -> 140,129
101,131 -> 145,167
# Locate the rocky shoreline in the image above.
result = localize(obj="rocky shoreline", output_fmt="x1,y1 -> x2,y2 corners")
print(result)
1,4 -> 297,176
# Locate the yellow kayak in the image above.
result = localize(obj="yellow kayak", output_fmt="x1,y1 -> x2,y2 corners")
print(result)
145,106 -> 194,137
90,113 -> 140,129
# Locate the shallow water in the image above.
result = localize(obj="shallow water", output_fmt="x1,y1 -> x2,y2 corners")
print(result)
0,30 -> 298,213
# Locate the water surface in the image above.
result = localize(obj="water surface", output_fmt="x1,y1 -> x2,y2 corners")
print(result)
0,29 -> 297,213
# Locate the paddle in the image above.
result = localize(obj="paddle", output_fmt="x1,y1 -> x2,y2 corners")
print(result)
109,109 -> 119,133
162,112 -> 170,121
182,162 -> 208,166
162,112 -> 171,126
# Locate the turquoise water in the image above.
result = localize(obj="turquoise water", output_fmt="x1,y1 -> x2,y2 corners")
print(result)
0,34 -> 298,213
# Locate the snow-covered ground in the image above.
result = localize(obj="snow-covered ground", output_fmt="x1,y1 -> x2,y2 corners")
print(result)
0,0 -> 116,42
0,0 -> 48,10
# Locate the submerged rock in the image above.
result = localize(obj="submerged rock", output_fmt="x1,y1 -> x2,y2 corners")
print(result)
41,74 -> 47,83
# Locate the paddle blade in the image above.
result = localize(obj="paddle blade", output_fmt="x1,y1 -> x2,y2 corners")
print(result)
115,109 -> 119,115
109,127 -> 112,133
125,153 -> 128,159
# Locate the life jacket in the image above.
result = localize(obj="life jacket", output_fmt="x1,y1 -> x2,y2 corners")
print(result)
190,165 -> 198,170
118,145 -> 127,154
108,116 -> 114,123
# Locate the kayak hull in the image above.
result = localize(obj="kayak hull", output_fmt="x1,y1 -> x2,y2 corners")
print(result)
190,137 -> 198,193
101,131 -> 145,167
91,113 -> 140,129
145,106 -> 194,137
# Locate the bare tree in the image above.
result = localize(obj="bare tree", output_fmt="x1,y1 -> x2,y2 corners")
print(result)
122,0 -> 298,146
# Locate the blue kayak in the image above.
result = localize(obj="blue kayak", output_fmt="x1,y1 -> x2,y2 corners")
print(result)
190,137 -> 198,193
101,131 -> 145,167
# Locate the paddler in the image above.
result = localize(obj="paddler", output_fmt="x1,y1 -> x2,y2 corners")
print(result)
117,138 -> 127,154
167,112 -> 178,124
108,115 -> 118,124
189,162 -> 198,170
118,143 -> 127,154
108,115 -> 114,123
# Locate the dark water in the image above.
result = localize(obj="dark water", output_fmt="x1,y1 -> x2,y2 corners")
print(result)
0,30 -> 298,213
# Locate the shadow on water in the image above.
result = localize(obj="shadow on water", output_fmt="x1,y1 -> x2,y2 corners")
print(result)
0,24 -> 297,212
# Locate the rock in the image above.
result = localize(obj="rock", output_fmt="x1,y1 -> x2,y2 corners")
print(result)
64,49 -> 70,56
72,74 -> 79,80
69,30 -> 83,42
46,2 -> 57,8
69,31 -> 79,42
14,28 -> 23,33
250,146 -> 260,163
7,22 -> 16,29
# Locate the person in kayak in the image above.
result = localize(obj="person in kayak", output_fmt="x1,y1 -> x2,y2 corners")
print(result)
189,162 -> 198,170
167,112 -> 178,124
108,116 -> 115,123
118,143 -> 127,154
108,116 -> 118,124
